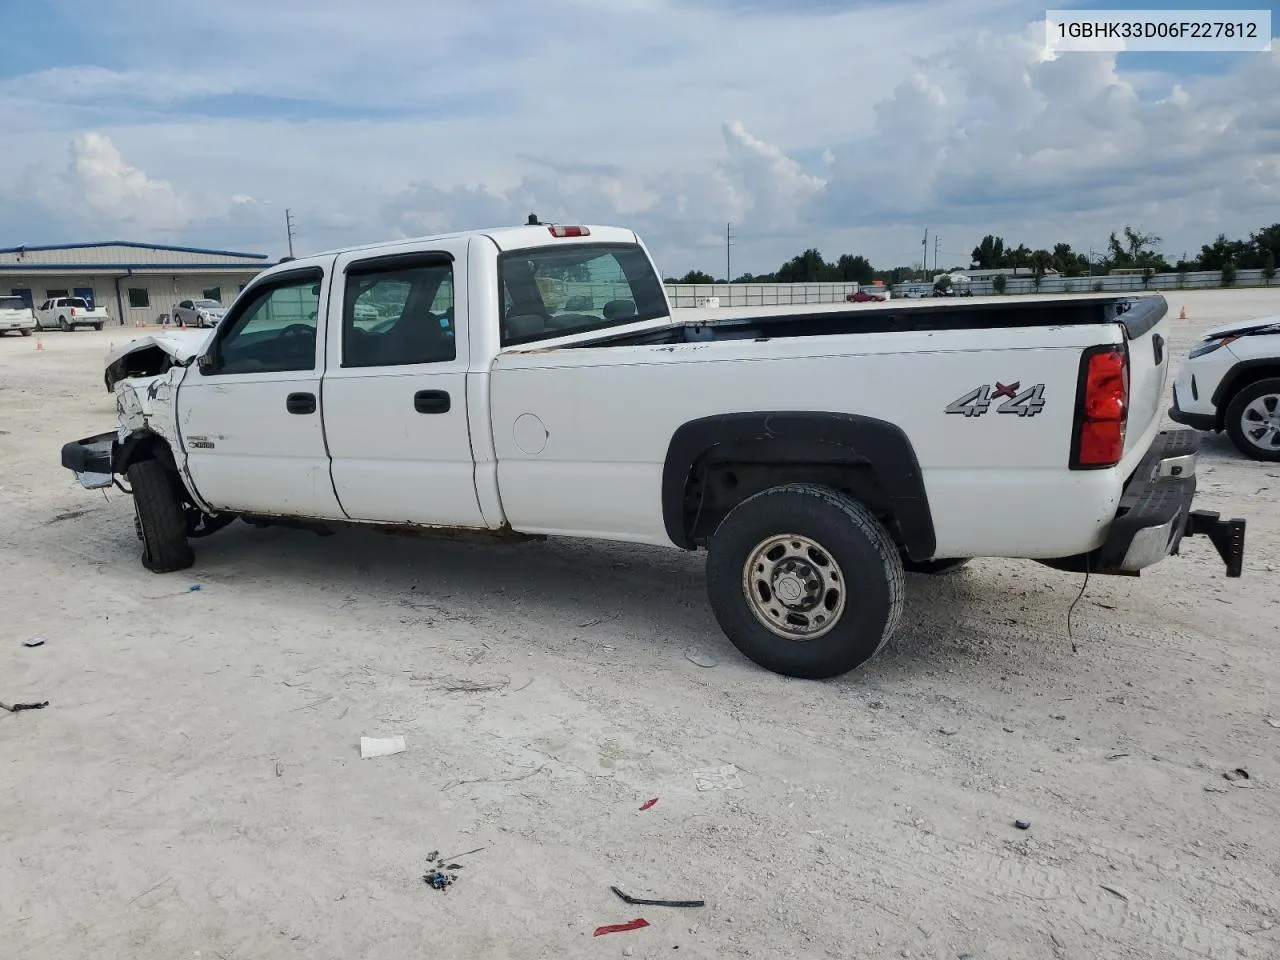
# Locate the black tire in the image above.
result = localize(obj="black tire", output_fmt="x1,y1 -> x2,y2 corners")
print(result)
705,483 -> 904,679
902,556 -> 971,575
58,317 -> 70,332
93,323 -> 103,331
127,459 -> 195,573
19,328 -> 31,337
1224,377 -> 1280,462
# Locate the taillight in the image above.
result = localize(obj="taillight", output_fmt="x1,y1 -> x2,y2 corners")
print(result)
70,307 -> 76,316
548,225 -> 590,237
1071,345 -> 1128,469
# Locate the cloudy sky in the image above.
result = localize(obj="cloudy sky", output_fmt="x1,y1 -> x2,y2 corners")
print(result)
0,0 -> 1275,276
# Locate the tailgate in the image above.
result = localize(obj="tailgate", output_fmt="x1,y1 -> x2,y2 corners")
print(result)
1117,297 -> 1172,458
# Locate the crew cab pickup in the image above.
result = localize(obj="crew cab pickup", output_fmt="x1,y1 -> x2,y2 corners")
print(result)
60,221 -> 1248,679
35,296 -> 108,331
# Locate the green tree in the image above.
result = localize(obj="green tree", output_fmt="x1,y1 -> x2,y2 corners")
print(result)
1197,234 -> 1249,271
775,248 -> 834,283
1264,249 -> 1276,285
1005,244 -> 1032,273
1249,223 -> 1280,269
677,270 -> 716,284
992,274 -> 1008,294
1106,225 -> 1170,272
933,274 -> 952,295
834,253 -> 875,284
971,235 -> 1006,269
1051,243 -> 1089,277
1222,261 -> 1238,286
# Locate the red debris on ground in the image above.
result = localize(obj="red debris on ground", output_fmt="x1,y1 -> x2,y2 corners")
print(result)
593,918 -> 650,937
639,797 -> 658,811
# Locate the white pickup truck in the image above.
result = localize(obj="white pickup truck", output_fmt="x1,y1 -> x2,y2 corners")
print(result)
35,296 -> 109,331
60,220 -> 1248,679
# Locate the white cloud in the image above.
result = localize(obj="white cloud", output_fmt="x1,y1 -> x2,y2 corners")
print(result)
0,1 -> 1276,273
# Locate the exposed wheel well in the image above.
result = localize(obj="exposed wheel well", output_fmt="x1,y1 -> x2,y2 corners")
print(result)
114,432 -> 178,476
1214,363 -> 1280,430
662,412 -> 937,561
683,455 -> 895,550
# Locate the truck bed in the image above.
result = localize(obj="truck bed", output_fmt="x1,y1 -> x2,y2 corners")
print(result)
561,294 -> 1166,349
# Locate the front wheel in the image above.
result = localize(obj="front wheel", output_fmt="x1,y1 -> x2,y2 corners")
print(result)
1225,378 -> 1280,462
127,459 -> 195,572
705,483 -> 904,679
18,328 -> 30,337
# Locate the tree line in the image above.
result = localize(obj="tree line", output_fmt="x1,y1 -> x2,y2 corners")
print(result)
667,222 -> 1280,286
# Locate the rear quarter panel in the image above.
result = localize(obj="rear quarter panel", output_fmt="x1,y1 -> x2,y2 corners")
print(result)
489,323 -> 1143,558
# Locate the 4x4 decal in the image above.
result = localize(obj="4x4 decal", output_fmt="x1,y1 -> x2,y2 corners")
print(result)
945,382 -> 1046,418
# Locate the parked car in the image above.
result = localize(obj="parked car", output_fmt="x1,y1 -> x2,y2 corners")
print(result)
61,220 -> 1247,680
1169,314 -> 1280,461
172,299 -> 227,328
846,291 -> 885,302
35,297 -> 108,331
0,295 -> 35,336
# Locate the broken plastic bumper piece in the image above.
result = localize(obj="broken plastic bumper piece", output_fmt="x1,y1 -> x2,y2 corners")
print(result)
60,431 -> 116,490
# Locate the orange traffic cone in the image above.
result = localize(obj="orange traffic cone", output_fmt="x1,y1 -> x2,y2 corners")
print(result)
1179,305 -> 1187,319
35,337 -> 43,350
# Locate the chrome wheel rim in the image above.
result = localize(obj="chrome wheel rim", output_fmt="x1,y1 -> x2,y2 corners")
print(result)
742,533 -> 846,641
1241,393 -> 1280,453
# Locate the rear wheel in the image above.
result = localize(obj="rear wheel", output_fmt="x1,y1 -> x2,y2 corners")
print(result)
93,323 -> 103,331
705,483 -> 904,679
127,459 -> 195,572
18,328 -> 30,337
58,317 -> 70,332
1224,378 -> 1280,462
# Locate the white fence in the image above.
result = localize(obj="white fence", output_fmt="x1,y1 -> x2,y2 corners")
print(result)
660,269 -> 1275,310
894,268 -> 1276,298
664,282 -> 864,308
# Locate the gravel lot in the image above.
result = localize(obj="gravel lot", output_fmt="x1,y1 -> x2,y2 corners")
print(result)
2,289 -> 1278,960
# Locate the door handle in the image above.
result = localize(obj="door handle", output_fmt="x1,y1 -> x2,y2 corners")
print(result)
1152,333 -> 1165,366
414,389 -> 451,414
286,392 -> 316,415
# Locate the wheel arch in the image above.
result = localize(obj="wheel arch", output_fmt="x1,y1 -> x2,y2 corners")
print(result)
113,430 -> 178,476
1211,360 -> 1280,430
660,411 -> 936,561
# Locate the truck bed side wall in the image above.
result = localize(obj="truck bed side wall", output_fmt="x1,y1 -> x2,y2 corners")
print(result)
489,324 -> 1153,559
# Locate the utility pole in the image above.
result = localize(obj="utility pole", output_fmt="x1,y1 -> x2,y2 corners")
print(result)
922,228 -> 929,281
285,208 -> 297,258
725,222 -> 734,282
934,235 -> 940,275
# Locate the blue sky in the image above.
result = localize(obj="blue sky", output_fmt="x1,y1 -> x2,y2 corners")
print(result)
0,0 -> 1275,274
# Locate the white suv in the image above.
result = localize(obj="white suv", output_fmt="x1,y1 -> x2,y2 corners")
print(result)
1169,315 -> 1280,461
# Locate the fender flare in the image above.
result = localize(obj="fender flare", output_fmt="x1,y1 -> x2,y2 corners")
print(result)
1210,358 -> 1280,424
660,411 -> 936,560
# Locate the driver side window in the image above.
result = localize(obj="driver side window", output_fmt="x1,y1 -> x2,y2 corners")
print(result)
210,273 -> 321,375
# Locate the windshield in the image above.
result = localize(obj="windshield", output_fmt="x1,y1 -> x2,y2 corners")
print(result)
0,296 -> 27,311
497,242 -> 669,346
194,299 -> 221,307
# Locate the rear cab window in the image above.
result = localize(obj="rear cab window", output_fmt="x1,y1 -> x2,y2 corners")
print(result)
498,243 -> 668,346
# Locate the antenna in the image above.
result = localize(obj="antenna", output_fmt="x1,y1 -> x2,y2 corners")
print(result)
285,208 -> 297,258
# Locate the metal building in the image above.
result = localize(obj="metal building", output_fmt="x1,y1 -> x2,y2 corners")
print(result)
0,241 -> 272,327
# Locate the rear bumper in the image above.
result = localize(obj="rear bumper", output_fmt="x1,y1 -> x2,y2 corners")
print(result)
1043,429 -> 1245,578
60,431 -> 117,489
1168,388 -> 1216,432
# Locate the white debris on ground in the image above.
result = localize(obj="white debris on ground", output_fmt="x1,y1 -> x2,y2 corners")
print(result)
1,288 -> 1278,959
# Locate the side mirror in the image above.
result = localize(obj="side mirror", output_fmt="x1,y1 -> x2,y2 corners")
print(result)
197,352 -> 214,374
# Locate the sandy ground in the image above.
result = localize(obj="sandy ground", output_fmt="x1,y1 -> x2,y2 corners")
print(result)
1,290 -> 1278,960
